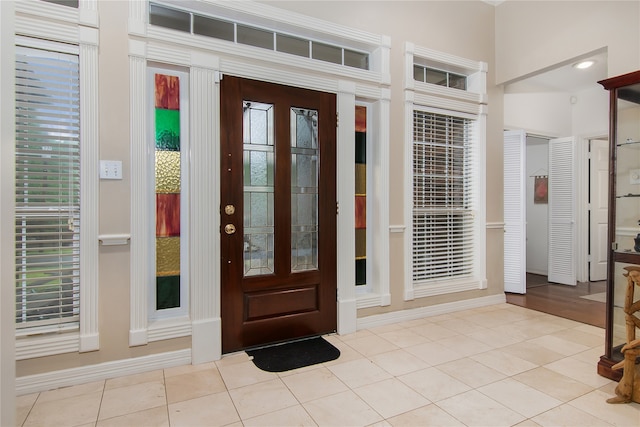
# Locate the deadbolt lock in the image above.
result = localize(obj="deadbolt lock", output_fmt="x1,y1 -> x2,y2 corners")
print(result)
224,204 -> 235,215
224,224 -> 236,235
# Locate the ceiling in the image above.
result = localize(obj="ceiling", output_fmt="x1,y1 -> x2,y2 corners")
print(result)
504,51 -> 608,94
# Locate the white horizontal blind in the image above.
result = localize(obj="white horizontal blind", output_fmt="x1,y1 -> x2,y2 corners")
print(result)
15,46 -> 81,329
412,110 -> 475,283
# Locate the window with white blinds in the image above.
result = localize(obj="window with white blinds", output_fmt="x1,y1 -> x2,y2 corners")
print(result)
15,46 -> 81,329
412,109 -> 475,283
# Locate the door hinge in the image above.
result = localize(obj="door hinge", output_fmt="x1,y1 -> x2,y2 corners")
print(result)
336,112 -> 339,127
336,202 -> 339,215
612,242 -> 618,251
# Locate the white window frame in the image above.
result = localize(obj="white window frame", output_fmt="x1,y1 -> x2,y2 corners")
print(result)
129,0 -> 390,359
14,0 -> 99,359
404,42 -> 487,300
147,66 -> 190,322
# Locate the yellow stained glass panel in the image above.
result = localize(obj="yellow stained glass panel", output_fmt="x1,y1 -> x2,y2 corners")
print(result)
156,236 -> 180,276
155,151 -> 181,193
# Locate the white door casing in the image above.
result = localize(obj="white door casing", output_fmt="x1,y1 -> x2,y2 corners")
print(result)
589,139 -> 609,281
548,136 -> 577,286
503,130 -> 526,294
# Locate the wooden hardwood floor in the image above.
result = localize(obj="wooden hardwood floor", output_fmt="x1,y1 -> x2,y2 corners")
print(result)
505,273 -> 606,328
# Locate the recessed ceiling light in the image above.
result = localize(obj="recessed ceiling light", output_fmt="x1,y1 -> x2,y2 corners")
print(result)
573,60 -> 595,70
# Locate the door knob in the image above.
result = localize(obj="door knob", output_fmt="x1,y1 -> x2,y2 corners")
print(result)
224,204 -> 235,215
224,224 -> 236,235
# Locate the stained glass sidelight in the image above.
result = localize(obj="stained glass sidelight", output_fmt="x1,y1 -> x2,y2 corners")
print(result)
291,107 -> 319,272
243,101 -> 275,276
355,106 -> 367,286
154,73 -> 181,309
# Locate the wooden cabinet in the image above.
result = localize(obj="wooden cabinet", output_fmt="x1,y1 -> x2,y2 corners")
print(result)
598,70 -> 640,381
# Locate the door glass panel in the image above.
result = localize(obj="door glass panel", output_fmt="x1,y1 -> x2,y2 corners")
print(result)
243,101 -> 275,276
291,107 -> 319,271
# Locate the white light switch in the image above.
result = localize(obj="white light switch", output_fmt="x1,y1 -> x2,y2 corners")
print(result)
100,160 -> 123,180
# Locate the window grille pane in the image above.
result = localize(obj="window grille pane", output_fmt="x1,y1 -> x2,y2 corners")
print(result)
193,15 -> 234,41
149,4 -> 191,33
412,110 -> 474,283
237,25 -> 274,50
425,68 -> 447,86
276,34 -> 309,58
413,65 -> 425,82
344,49 -> 369,70
41,0 -> 79,7
449,73 -> 467,90
15,47 -> 81,328
312,42 -> 342,65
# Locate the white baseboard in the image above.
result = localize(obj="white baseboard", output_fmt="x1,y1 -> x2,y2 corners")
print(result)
16,349 -> 191,395
356,293 -> 506,330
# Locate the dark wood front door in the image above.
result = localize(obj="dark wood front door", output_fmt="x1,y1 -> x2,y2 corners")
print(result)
220,76 -> 337,353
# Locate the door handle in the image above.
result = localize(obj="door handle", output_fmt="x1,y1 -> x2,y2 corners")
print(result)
224,224 -> 236,235
224,204 -> 235,215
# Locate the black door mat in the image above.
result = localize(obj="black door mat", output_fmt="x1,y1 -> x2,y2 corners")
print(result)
246,336 -> 340,372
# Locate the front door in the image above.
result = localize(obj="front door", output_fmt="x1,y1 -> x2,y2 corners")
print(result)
220,76 -> 337,353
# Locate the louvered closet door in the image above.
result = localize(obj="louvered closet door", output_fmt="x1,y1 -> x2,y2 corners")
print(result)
548,137 -> 577,286
503,130 -> 526,294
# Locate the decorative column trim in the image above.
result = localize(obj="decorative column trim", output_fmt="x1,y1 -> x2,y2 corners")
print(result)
190,66 -> 220,363
79,36 -> 99,353
129,42 -> 149,347
336,82 -> 357,335
376,91 -> 391,306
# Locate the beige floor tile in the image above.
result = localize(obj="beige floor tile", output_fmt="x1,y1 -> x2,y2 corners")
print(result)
23,390 -> 102,427
501,340 -> 566,365
512,420 -> 543,427
97,406 -> 169,427
368,349 -> 430,377
396,317 -> 436,328
37,380 -> 105,403
16,392 -> 39,426
471,349 -> 538,376
303,390 -> 382,427
338,328 -> 375,342
377,328 -> 431,348
435,318 -> 490,335
386,403 -> 465,427
281,366 -> 348,403
399,367 -> 470,402
572,346 -> 606,364
163,361 -> 218,378
436,357 -> 506,388
105,369 -> 164,389
321,338 -> 364,367
409,323 -> 459,341
217,359 -> 278,389
532,403 -> 615,427
327,358 -> 392,389
354,378 -> 429,418
404,341 -> 464,366
243,404 -> 317,427
98,381 -> 166,420
436,389 -> 526,427
434,335 -> 493,357
548,329 -> 604,348
367,323 -> 404,335
228,378 -> 298,420
168,391 -> 240,427
569,389 -> 640,427
573,323 -> 605,337
544,357 -> 611,389
528,334 -> 591,356
513,367 -> 593,402
344,334 -> 399,357
477,378 -> 562,418
466,327 -> 524,349
214,352 -> 252,368
165,366 -> 227,404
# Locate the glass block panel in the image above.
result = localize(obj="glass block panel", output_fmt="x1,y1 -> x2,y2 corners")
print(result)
156,236 -> 180,275
276,33 -> 309,58
413,65 -> 425,82
449,73 -> 467,90
244,100 -> 275,277
291,108 -> 319,272
156,275 -> 180,310
193,15 -> 234,41
237,24 -> 274,50
312,42 -> 342,65
155,151 -> 181,193
426,67 -> 448,86
149,4 -> 191,33
344,49 -> 369,70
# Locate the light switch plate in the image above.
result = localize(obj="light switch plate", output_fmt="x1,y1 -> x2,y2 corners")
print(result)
100,160 -> 123,180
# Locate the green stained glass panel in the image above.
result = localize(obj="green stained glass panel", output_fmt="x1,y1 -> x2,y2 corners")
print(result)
155,108 -> 181,151
156,275 -> 180,309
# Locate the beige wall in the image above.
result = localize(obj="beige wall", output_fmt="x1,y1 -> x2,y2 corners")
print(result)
496,0 -> 640,84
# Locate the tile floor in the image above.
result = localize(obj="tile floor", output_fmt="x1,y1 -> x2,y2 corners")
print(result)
16,303 -> 640,426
